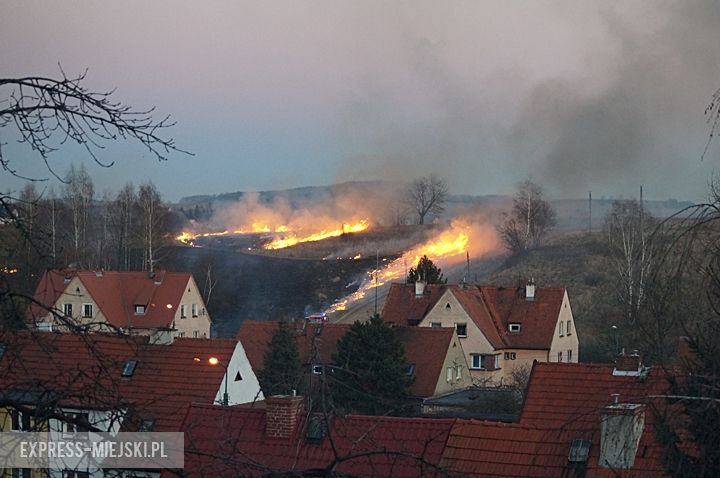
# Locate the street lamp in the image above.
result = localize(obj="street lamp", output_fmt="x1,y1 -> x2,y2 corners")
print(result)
194,356 -> 229,406
611,325 -> 619,356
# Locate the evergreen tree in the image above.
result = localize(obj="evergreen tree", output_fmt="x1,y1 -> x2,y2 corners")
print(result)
330,315 -> 411,415
406,255 -> 447,284
258,322 -> 302,396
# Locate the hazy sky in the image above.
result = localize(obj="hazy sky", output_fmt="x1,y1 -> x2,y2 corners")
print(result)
1,1 -> 719,202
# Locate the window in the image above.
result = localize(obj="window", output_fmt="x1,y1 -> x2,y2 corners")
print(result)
494,355 -> 500,370
193,330 -> 199,338
139,418 -> 156,432
180,304 -> 187,318
559,321 -> 565,337
504,351 -> 516,360
82,303 -> 93,318
312,364 -> 324,375
568,439 -> 592,464
135,304 -> 146,315
63,412 -> 89,433
568,349 -> 573,362
13,469 -> 32,478
234,371 -> 243,381
62,471 -> 89,478
446,367 -> 453,382
456,323 -> 467,337
431,322 -> 441,328
509,323 -> 521,333
178,332 -> 185,338
455,365 -> 462,380
566,320 -> 572,335
406,364 -> 416,376
445,303 -> 451,311
63,303 -> 73,317
558,351 -> 563,362
121,359 -> 138,377
12,410 -> 31,431
471,354 -> 482,369
192,303 -> 198,317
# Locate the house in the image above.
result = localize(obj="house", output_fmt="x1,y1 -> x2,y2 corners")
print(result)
439,356 -> 673,477
382,281 -> 578,383
238,320 -> 473,399
0,331 -> 263,478
168,354 -> 678,477
28,269 -> 211,340
165,396 -> 456,478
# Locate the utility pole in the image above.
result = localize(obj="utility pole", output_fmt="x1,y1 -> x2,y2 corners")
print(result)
374,250 -> 379,316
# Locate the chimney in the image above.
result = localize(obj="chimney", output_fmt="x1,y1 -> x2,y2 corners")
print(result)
613,351 -> 643,376
265,395 -> 304,439
525,278 -> 536,300
415,281 -> 426,297
600,398 -> 645,469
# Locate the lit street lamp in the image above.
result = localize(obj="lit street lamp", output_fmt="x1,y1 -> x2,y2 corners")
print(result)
194,356 -> 229,406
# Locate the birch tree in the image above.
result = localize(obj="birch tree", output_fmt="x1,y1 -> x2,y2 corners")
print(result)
62,164 -> 94,265
137,182 -> 165,273
605,200 -> 657,325
498,179 -> 556,253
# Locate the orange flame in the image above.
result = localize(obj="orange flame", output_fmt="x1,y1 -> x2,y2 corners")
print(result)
327,220 -> 497,313
263,221 -> 370,250
177,220 -> 370,249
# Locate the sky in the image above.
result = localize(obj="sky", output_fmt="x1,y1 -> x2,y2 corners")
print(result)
1,0 -> 719,202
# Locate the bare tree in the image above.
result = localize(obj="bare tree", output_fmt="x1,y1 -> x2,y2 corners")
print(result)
110,182 -> 137,271
405,175 -> 448,225
498,179 -> 556,253
605,200 -> 658,325
62,164 -> 94,265
0,69 -> 185,179
137,181 -> 165,273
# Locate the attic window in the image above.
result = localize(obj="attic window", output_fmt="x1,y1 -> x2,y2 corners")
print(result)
306,413 -> 328,444
234,371 -> 243,381
407,363 -> 416,376
456,323 -> 467,337
568,439 -> 592,463
121,360 -> 138,377
509,323 -> 521,333
135,305 -> 146,315
445,303 -> 451,311
139,418 -> 155,432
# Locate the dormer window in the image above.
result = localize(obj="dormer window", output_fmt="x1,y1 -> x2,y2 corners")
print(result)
135,305 -> 146,315
509,323 -> 521,333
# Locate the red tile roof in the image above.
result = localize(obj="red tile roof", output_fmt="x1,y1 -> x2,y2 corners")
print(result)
28,269 -> 196,330
394,327 -> 456,397
0,331 -> 235,431
518,362 -> 671,477
166,402 -> 456,478
238,320 -> 458,398
382,284 -> 566,350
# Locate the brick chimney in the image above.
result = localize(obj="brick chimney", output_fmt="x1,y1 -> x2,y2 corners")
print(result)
600,397 -> 645,469
265,395 -> 304,439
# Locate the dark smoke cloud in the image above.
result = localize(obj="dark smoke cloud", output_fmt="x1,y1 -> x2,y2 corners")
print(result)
334,1 -> 720,201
